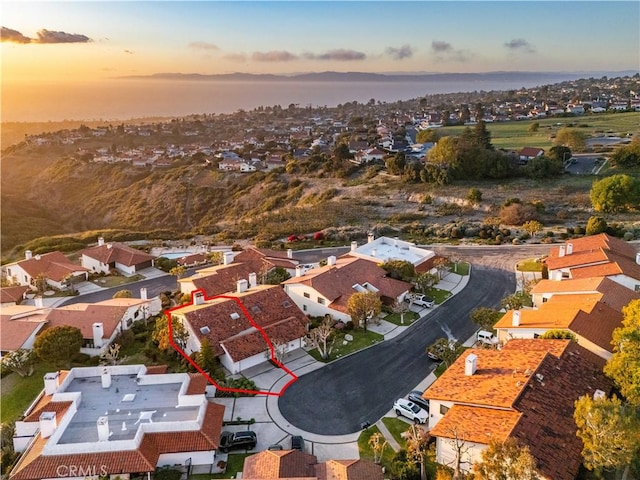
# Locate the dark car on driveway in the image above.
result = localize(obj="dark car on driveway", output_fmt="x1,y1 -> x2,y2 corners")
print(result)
219,431 -> 257,453
407,390 -> 430,412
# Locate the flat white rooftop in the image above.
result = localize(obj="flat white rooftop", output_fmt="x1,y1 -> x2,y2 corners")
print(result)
351,236 -> 434,266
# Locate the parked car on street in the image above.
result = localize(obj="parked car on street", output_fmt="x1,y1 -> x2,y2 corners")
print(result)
393,398 -> 428,424
219,431 -> 257,453
407,390 -> 430,412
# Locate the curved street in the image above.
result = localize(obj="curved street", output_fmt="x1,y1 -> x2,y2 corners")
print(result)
278,264 -> 514,435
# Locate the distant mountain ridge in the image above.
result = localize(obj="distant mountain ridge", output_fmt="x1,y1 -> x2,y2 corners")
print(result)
119,70 -> 638,83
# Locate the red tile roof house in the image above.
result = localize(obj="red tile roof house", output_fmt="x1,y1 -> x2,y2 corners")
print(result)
10,365 -> 225,480
545,233 -> 640,291
0,285 -> 30,307
530,276 -> 640,310
1,296 -> 159,356
179,247 -> 299,297
423,339 -> 612,479
282,255 -> 412,322
1,251 -> 89,291
170,280 -> 309,374
80,237 -> 155,275
242,449 -> 383,480
517,147 -> 544,164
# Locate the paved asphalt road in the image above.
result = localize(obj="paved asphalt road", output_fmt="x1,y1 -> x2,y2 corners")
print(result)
277,264 -> 514,435
59,275 -> 178,306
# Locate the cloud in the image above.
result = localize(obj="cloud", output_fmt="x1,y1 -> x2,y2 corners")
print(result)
504,38 -> 535,53
224,53 -> 247,62
1,27 -> 32,43
124,49 -> 134,55
35,29 -> 91,43
188,41 -> 219,52
431,40 -> 453,53
386,44 -> 413,60
252,50 -> 299,62
304,49 -> 366,61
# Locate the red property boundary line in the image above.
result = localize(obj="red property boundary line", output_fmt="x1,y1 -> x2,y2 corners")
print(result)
166,289 -> 298,396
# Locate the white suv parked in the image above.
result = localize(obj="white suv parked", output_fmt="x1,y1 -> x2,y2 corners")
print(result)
393,398 -> 428,424
405,294 -> 435,308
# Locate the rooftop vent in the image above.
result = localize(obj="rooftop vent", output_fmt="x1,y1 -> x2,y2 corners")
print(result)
200,326 -> 210,335
230,312 -> 240,320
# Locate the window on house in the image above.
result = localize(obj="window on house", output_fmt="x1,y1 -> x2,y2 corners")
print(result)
542,297 -> 548,303
533,333 -> 540,339
635,285 -> 640,292
303,292 -> 310,299
440,405 -> 449,415
317,297 -> 325,305
562,272 -> 570,279
303,305 -> 307,312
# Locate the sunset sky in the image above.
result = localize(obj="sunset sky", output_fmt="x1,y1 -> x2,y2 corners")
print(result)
2,1 -> 639,84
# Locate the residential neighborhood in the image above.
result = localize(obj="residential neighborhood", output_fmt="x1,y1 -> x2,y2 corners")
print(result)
1,231 -> 639,478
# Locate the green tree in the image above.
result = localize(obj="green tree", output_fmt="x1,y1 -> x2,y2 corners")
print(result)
207,251 -> 224,265
405,424 -> 432,480
574,394 -> 640,475
196,338 -> 221,379
263,266 -> 291,285
416,129 -> 440,144
426,136 -> 459,168
473,438 -> 541,479
33,326 -> 83,368
605,299 -> 640,405
152,314 -> 189,351
469,308 -> 502,333
169,265 -> 187,279
610,138 -> 640,168
347,291 -> 382,332
414,272 -> 439,294
426,338 -> 463,367
386,152 -> 407,175
522,220 -> 543,238
1,422 -> 18,474
539,329 -> 576,340
1,348 -> 36,377
500,293 -> 527,311
472,120 -> 493,150
586,215 -> 608,236
590,174 -> 640,213
548,145 -> 572,163
528,122 -> 539,132
467,187 -> 482,205
113,289 -> 133,299
554,127 -> 587,151
380,260 -> 416,282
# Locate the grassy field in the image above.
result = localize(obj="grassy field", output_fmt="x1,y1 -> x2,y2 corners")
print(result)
358,425 -> 397,466
384,311 -> 419,326
437,112 -> 640,150
1,361 -> 57,423
381,417 -> 410,449
307,329 -> 383,362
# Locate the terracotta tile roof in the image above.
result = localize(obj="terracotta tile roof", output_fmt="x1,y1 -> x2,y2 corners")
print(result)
21,371 -> 70,420
425,341 -> 569,408
43,303 -> 129,340
320,459 -> 384,480
284,257 -> 411,308
16,251 -> 88,282
530,276 -> 640,310
145,365 -> 168,374
510,342 -> 613,480
0,285 -> 30,304
546,248 -> 609,270
10,402 -> 225,480
569,303 -> 623,351
178,285 -> 309,358
530,277 -> 604,295
177,253 -> 207,266
23,400 -> 73,423
415,254 -> 446,274
570,250 -> 640,281
185,262 -> 256,297
80,242 -> 155,267
518,147 -> 544,157
242,450 -> 318,478
186,373 -> 209,394
235,246 -> 298,271
0,314 -> 47,351
593,277 -> 640,311
428,405 -> 520,444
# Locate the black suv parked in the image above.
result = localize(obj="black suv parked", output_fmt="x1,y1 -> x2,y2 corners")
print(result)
219,431 -> 257,453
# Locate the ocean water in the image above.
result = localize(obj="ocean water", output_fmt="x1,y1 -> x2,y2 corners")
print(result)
3,76 -> 570,122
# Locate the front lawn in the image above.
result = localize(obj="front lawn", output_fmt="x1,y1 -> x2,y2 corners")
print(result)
307,329 -> 384,363
1,361 -> 57,423
384,311 -> 419,326
90,273 -> 145,288
381,417 -> 410,449
358,425 -> 396,468
188,453 -> 249,479
449,261 -> 470,275
425,287 -> 452,304
516,258 -> 545,272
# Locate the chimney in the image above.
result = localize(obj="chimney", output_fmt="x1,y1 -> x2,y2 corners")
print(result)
35,254 -> 41,261
223,251 -> 234,265
465,353 -> 478,376
558,245 -> 565,258
140,287 -> 148,300
371,249 -> 377,258
351,241 -> 358,252
295,266 -> 303,277
106,243 -> 113,250
237,279 -> 248,293
194,291 -> 204,305
512,310 -> 521,327
98,237 -> 105,247
394,237 -> 399,247
636,252 -> 640,265
35,296 -> 44,308
93,322 -> 104,348
367,233 -> 375,244
566,242 -> 573,255
287,249 -> 293,259
25,250 -> 33,260
101,367 -> 112,389
248,272 -> 257,288
327,256 -> 336,266
44,372 -> 60,395
39,412 -> 57,439
97,417 -> 110,442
